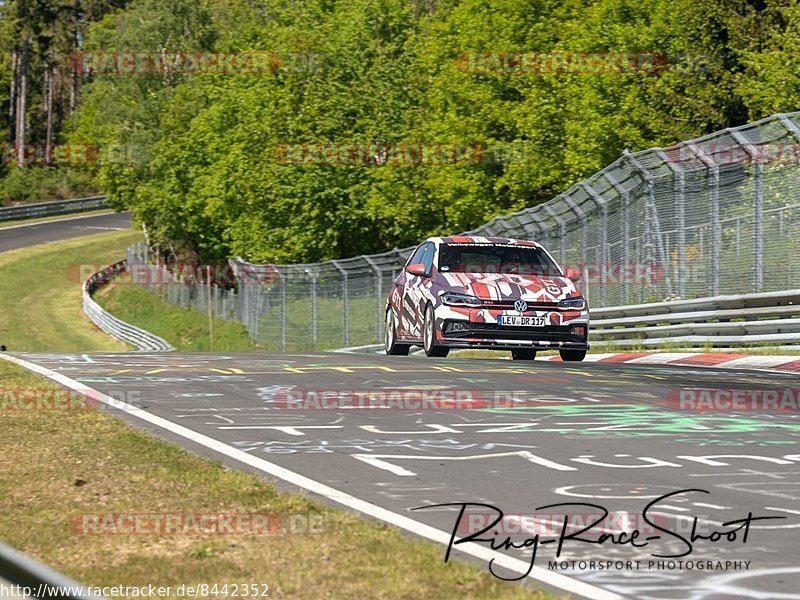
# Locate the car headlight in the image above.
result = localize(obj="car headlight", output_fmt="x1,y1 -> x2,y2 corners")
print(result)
559,296 -> 586,310
441,292 -> 482,307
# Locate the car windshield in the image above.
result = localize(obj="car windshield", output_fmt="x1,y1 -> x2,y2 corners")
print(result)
438,243 -> 562,276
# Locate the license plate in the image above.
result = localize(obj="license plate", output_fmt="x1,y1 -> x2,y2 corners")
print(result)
497,315 -> 546,327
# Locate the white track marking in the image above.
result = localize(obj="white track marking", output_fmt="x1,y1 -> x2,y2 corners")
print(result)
657,504 -> 690,512
766,507 -> 800,515
77,225 -> 126,231
534,353 -> 616,362
350,451 -> 578,477
625,353 -> 701,364
693,502 -> 729,510
715,356 -> 799,369
331,344 -> 384,353
0,352 -> 625,600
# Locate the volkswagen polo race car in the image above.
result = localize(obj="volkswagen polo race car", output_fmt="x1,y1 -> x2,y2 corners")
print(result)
384,236 -> 589,361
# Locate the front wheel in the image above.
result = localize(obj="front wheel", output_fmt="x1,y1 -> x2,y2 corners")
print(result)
385,310 -> 410,355
423,304 -> 449,357
511,349 -> 537,360
560,349 -> 586,362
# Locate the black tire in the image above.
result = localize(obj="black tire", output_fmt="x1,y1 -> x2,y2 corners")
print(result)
385,310 -> 410,355
423,304 -> 449,357
560,349 -> 587,362
511,349 -> 537,360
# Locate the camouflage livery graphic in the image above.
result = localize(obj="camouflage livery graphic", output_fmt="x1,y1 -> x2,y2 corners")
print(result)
384,236 -> 589,361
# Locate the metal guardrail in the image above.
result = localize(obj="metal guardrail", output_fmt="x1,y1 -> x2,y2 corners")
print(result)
83,261 -> 174,352
335,290 -> 800,353
0,196 -> 107,223
0,541 -> 103,600
591,289 -> 800,348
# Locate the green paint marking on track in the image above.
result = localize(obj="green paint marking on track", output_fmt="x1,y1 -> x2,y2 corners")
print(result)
480,403 -> 800,436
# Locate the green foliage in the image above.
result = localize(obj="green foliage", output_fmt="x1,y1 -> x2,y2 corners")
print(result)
0,0 -> 129,202
14,0 -> 797,262
0,167 -> 96,204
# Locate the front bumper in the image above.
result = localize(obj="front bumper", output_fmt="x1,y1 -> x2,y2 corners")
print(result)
439,318 -> 589,351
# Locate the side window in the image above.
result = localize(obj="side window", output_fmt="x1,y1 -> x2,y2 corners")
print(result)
420,243 -> 435,274
407,244 -> 427,266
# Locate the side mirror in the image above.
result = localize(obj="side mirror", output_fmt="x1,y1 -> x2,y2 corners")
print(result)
565,268 -> 582,283
406,263 -> 428,277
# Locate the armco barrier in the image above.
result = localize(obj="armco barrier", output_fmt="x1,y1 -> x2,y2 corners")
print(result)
0,196 -> 107,222
82,261 -> 174,352
591,289 -> 800,348
0,541 -> 103,600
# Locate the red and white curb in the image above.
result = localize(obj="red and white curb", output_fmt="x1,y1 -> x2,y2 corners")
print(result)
535,352 -> 800,373
335,344 -> 800,373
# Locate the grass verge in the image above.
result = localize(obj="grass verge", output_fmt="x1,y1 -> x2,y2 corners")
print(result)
0,359 -> 551,599
96,283 -> 257,352
0,229 -> 143,352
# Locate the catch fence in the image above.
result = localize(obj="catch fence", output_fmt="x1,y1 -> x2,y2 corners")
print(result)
126,112 -> 800,350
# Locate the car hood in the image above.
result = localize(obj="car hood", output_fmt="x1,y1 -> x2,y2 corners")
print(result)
438,271 -> 578,302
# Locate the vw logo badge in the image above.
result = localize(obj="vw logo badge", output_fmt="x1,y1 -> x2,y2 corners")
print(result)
514,299 -> 528,313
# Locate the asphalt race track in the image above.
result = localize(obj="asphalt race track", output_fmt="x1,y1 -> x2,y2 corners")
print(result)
10,351 -> 800,600
0,212 -> 131,254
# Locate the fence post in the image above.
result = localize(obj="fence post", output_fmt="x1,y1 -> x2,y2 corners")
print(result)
753,162 -> 764,292
622,193 -> 630,303
279,274 -> 286,351
777,117 -> 800,287
729,130 -> 764,292
687,145 -> 720,296
654,150 -> 685,298
310,272 -> 317,350
625,151 -> 673,298
603,172 -> 630,303
364,257 -> 383,344
675,172 -> 686,297
333,261 -> 349,347
581,183 -> 607,307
